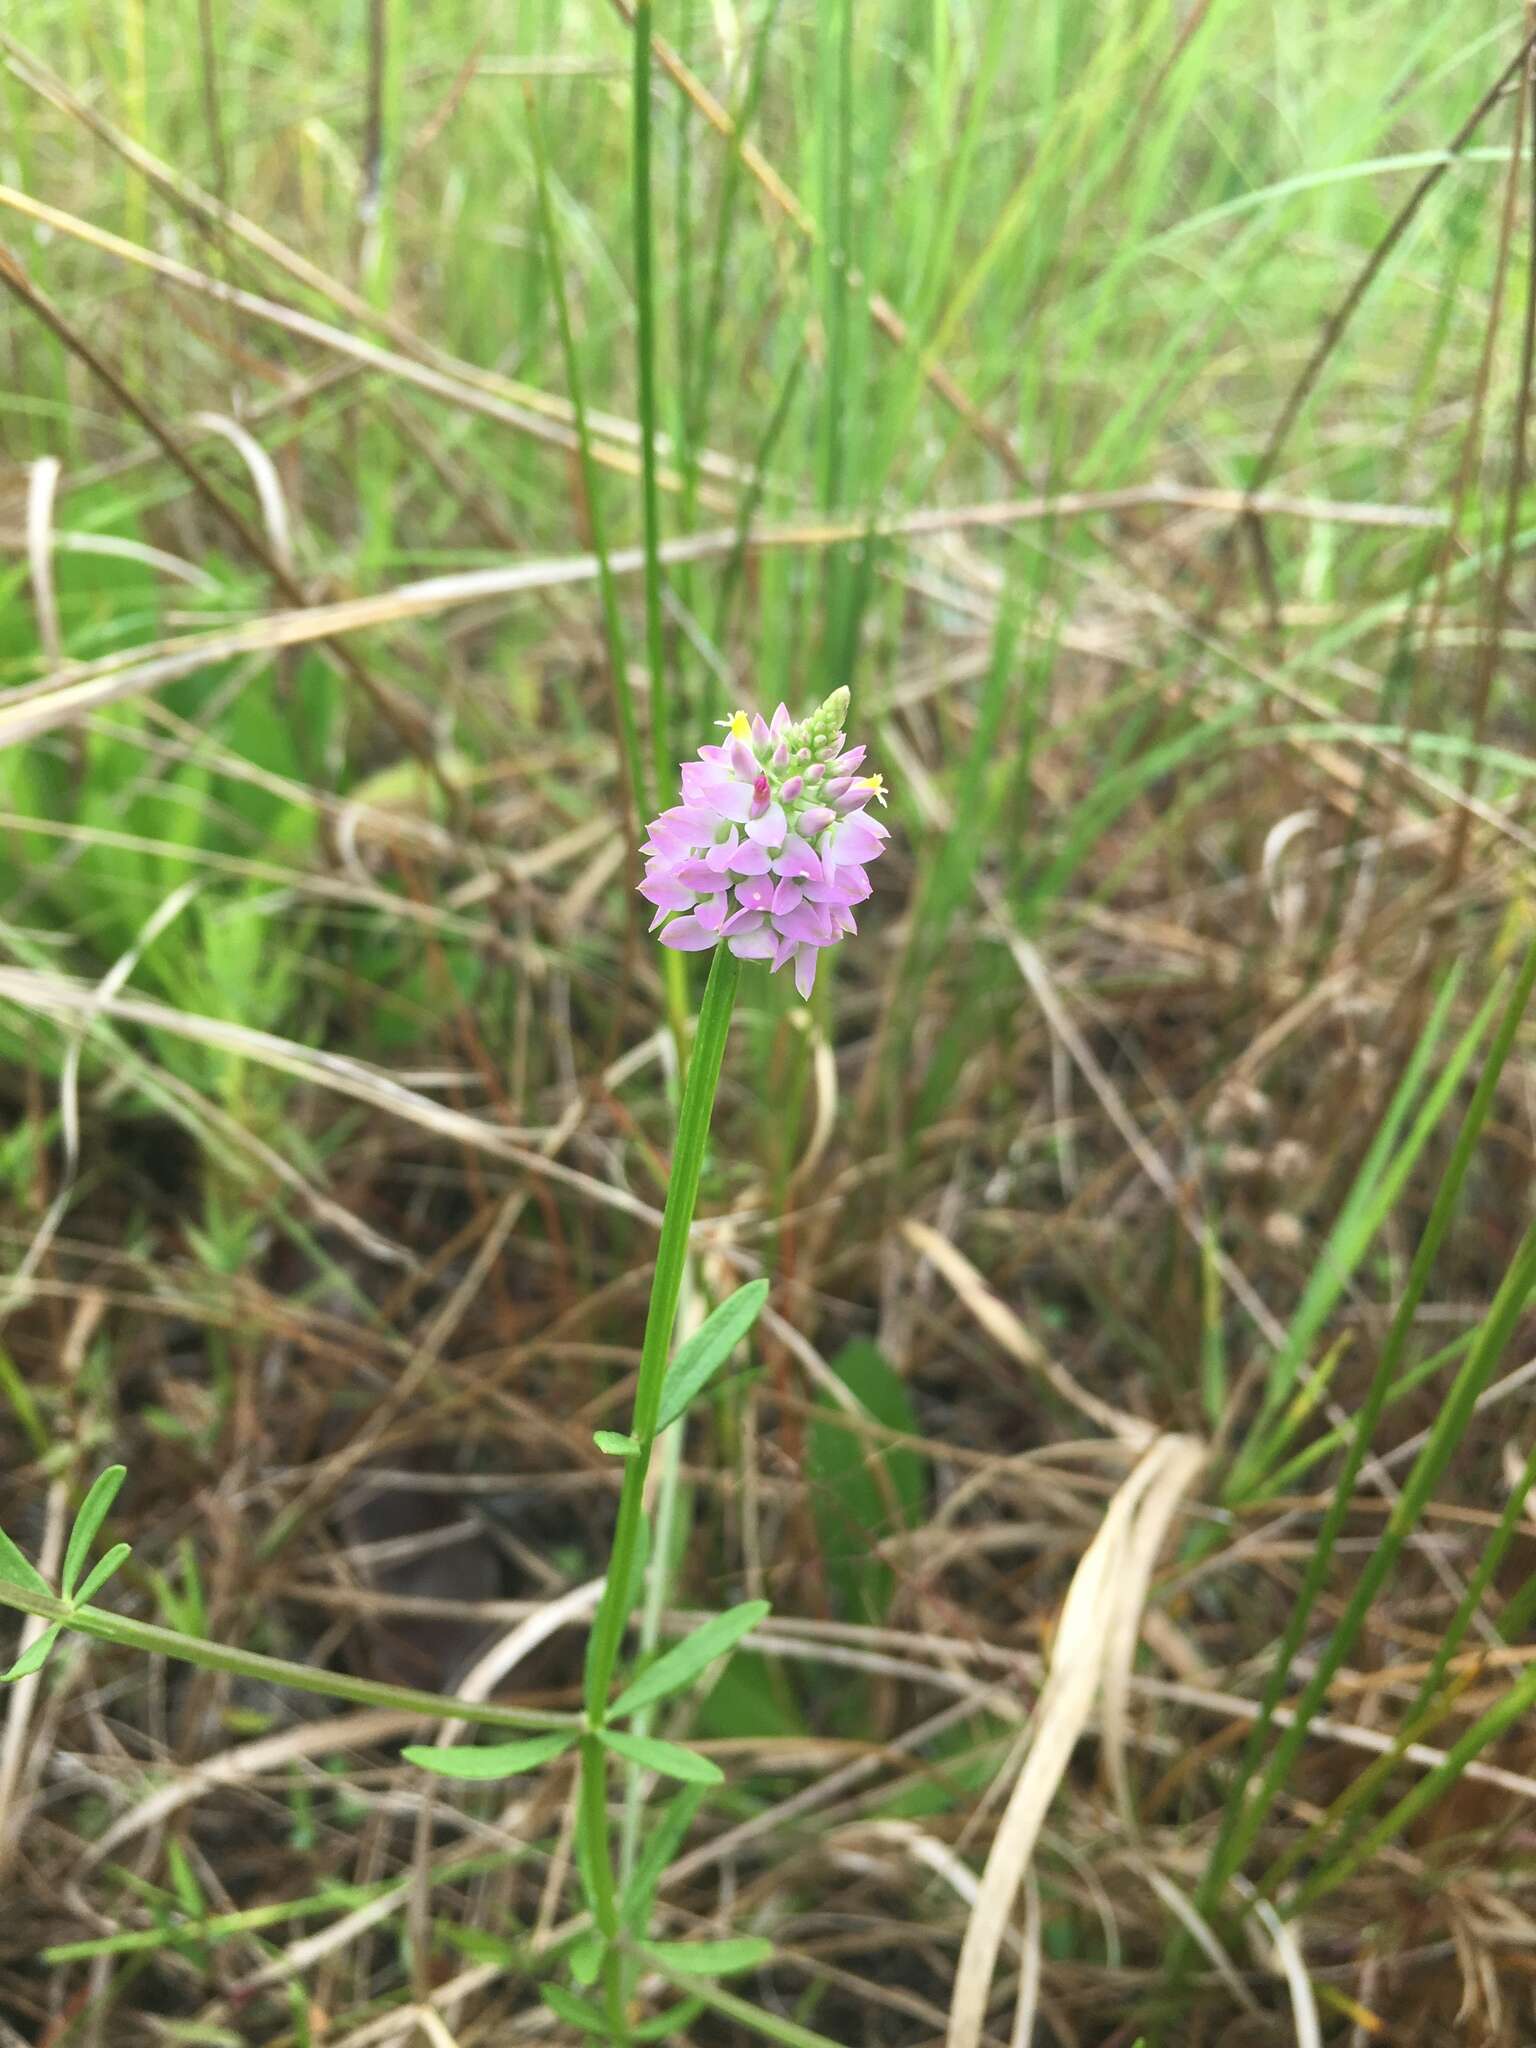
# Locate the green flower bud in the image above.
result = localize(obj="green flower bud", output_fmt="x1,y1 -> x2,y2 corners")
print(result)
787,687 -> 850,762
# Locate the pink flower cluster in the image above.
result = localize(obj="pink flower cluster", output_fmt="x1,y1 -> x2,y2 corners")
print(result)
639,688 -> 889,999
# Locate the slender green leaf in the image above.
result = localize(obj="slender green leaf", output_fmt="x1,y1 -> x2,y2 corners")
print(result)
652,1969 -> 846,2048
568,1930 -> 605,1988
0,1527 -> 49,1599
61,1465 -> 126,1600
1202,946 -> 1536,1910
167,1837 -> 206,1919
538,1981 -> 613,2038
656,1280 -> 770,1434
599,1728 -> 723,1785
634,1998 -> 706,2041
642,1936 -> 773,1976
3,1621 -> 61,1683
402,1733 -> 575,1780
1227,964 -> 1471,1496
74,1542 -> 131,1608
1295,1650 -> 1536,1913
610,1601 -> 770,1720
0,1343 -> 48,1458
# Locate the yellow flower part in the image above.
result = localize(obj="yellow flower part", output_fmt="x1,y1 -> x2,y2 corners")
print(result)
729,710 -> 752,742
858,773 -> 888,806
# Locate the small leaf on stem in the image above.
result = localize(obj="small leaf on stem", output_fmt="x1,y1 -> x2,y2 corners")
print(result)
538,1981 -> 613,2037
402,1732 -> 575,1779
61,1466 -> 126,1601
74,1542 -> 131,1608
600,1727 -> 723,1784
594,1431 -> 640,1458
656,1280 -> 770,1434
0,1527 -> 49,1599
610,1600 -> 770,1719
642,1936 -> 773,1976
2,1621 -> 62,1683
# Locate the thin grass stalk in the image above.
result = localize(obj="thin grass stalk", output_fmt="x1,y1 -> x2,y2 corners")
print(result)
1258,1324 -> 1477,1496
684,0 -> 782,472
1261,1418 -> 1536,1905
627,0 -> 690,1058
1223,965 -> 1469,1499
1290,1603 -> 1536,1915
1198,941 -> 1536,1914
526,83 -> 648,826
630,0 -> 669,809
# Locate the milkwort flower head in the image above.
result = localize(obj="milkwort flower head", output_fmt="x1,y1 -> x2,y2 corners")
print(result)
638,688 -> 889,1000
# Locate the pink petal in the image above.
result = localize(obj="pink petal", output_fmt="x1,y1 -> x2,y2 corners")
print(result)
772,835 -> 823,883
661,801 -> 718,835
728,925 -> 777,960
770,933 -> 797,973
658,915 -> 719,952
671,794 -> 724,835
706,829 -> 741,872
674,860 -> 731,893
715,781 -> 752,823
638,875 -> 695,910
771,702 -> 791,733
828,817 -> 883,866
770,878 -> 804,915
721,908 -> 765,937
775,900 -> 832,945
746,802 -> 787,846
736,876 -> 775,913
727,840 -> 771,876
804,865 -> 871,906
695,894 -> 728,932
796,804 -> 836,837
793,945 -> 819,1001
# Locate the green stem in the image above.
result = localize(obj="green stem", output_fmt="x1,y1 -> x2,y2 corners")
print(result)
579,1730 -> 627,2036
577,942 -> 740,2041
0,1581 -> 572,1734
583,943 -> 741,1720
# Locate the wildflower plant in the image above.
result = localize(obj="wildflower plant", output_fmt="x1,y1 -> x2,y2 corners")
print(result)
640,686 -> 890,999
0,692 -> 888,2047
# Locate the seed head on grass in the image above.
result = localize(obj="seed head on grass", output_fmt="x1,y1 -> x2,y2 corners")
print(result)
638,687 -> 889,999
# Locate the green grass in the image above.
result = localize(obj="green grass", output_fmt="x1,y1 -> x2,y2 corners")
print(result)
0,0 -> 1534,2040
